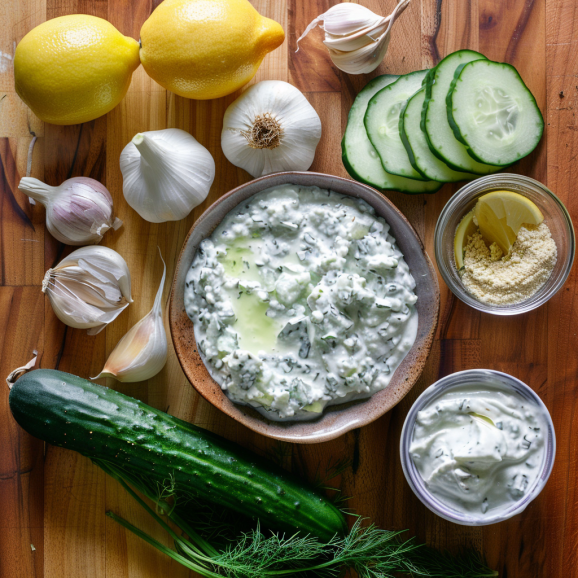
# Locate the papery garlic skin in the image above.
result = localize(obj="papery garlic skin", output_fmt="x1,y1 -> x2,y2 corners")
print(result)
93,252 -> 167,382
304,3 -> 384,37
221,80 -> 322,178
43,246 -> 133,335
297,0 -> 411,75
18,176 -> 122,245
120,128 -> 215,223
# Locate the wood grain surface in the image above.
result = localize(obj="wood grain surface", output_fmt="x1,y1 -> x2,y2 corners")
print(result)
1,0 -> 577,576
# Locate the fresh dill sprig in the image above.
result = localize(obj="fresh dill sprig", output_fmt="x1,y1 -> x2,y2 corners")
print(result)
214,525 -> 334,578
312,455 -> 353,509
98,462 -> 498,578
315,455 -> 353,485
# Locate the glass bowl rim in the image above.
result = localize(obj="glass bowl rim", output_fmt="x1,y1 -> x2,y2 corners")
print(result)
399,369 -> 556,526
434,173 -> 575,315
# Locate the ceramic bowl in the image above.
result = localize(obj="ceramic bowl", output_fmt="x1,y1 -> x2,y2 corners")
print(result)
169,172 -> 440,443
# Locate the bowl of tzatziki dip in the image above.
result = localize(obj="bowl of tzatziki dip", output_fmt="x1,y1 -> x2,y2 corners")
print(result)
400,369 -> 556,525
170,172 -> 439,443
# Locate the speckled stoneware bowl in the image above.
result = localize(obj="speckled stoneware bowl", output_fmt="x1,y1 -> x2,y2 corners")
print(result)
169,172 -> 440,443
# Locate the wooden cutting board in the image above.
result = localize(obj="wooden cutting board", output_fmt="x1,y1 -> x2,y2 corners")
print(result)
1,1 -> 577,576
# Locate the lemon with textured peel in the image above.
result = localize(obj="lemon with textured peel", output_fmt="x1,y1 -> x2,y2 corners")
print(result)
139,0 -> 285,100
474,190 -> 544,255
14,15 -> 140,125
454,210 -> 478,269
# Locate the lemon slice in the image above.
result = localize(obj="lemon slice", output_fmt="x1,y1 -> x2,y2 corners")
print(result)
474,190 -> 544,255
454,210 -> 478,269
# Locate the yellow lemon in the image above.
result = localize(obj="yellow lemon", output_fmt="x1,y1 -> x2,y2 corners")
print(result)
15,15 -> 140,125
139,0 -> 285,100
474,190 -> 544,255
454,209 -> 477,269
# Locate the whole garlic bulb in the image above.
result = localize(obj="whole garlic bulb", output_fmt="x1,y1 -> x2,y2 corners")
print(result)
42,246 -> 133,335
18,176 -> 122,245
297,1 -> 411,74
120,128 -> 215,223
221,80 -> 322,178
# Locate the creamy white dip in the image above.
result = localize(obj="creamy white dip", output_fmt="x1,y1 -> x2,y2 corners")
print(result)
184,184 -> 418,420
409,385 -> 547,515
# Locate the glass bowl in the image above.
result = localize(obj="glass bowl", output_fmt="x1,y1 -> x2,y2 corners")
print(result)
434,174 -> 575,315
400,369 -> 556,526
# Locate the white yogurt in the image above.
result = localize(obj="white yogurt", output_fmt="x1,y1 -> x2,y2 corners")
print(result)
409,384 -> 547,516
184,184 -> 418,420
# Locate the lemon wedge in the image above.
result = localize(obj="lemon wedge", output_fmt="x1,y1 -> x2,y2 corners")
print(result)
454,210 -> 478,269
474,190 -> 544,255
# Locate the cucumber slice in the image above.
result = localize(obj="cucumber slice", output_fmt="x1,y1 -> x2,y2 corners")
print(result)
448,60 -> 544,166
365,70 -> 429,181
423,50 -> 500,175
400,88 -> 474,183
342,75 -> 441,194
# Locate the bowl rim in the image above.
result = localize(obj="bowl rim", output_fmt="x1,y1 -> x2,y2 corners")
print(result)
399,369 -> 557,526
434,173 -> 576,315
169,171 -> 440,443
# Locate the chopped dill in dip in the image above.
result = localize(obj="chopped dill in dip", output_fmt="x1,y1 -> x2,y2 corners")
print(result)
184,185 -> 418,420
409,384 -> 547,516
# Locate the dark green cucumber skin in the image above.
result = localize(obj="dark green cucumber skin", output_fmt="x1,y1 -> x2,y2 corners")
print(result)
341,73 -> 441,194
421,50 -> 490,173
9,369 -> 347,542
446,62 -> 475,151
340,75 -> 397,190
398,94 -> 429,180
340,76 -> 401,191
399,91 -> 476,184
340,146 -> 441,195
446,60 -> 544,167
364,70 -> 430,182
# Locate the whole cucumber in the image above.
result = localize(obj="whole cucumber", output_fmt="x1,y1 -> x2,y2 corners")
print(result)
9,369 -> 347,541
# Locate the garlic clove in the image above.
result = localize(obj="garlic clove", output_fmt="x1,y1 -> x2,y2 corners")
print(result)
43,246 -> 133,335
328,32 -> 392,74
297,4 -> 384,43
93,252 -> 167,382
46,283 -> 129,334
221,80 -> 322,178
18,176 -> 122,245
323,23 -> 387,51
120,128 -> 215,223
56,246 -> 133,303
297,0 -> 411,75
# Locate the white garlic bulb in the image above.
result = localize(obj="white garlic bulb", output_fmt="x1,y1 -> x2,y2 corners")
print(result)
120,128 -> 215,223
42,246 -> 133,335
297,0 -> 411,74
221,80 -> 322,178
18,176 -> 122,245
93,252 -> 167,382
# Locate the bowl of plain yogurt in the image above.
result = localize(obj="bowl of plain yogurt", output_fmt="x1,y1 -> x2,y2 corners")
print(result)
400,369 -> 556,525
170,172 -> 440,443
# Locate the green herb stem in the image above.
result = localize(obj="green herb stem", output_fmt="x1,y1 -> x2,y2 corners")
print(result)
105,512 -> 221,578
94,460 -> 211,554
100,460 -> 498,578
